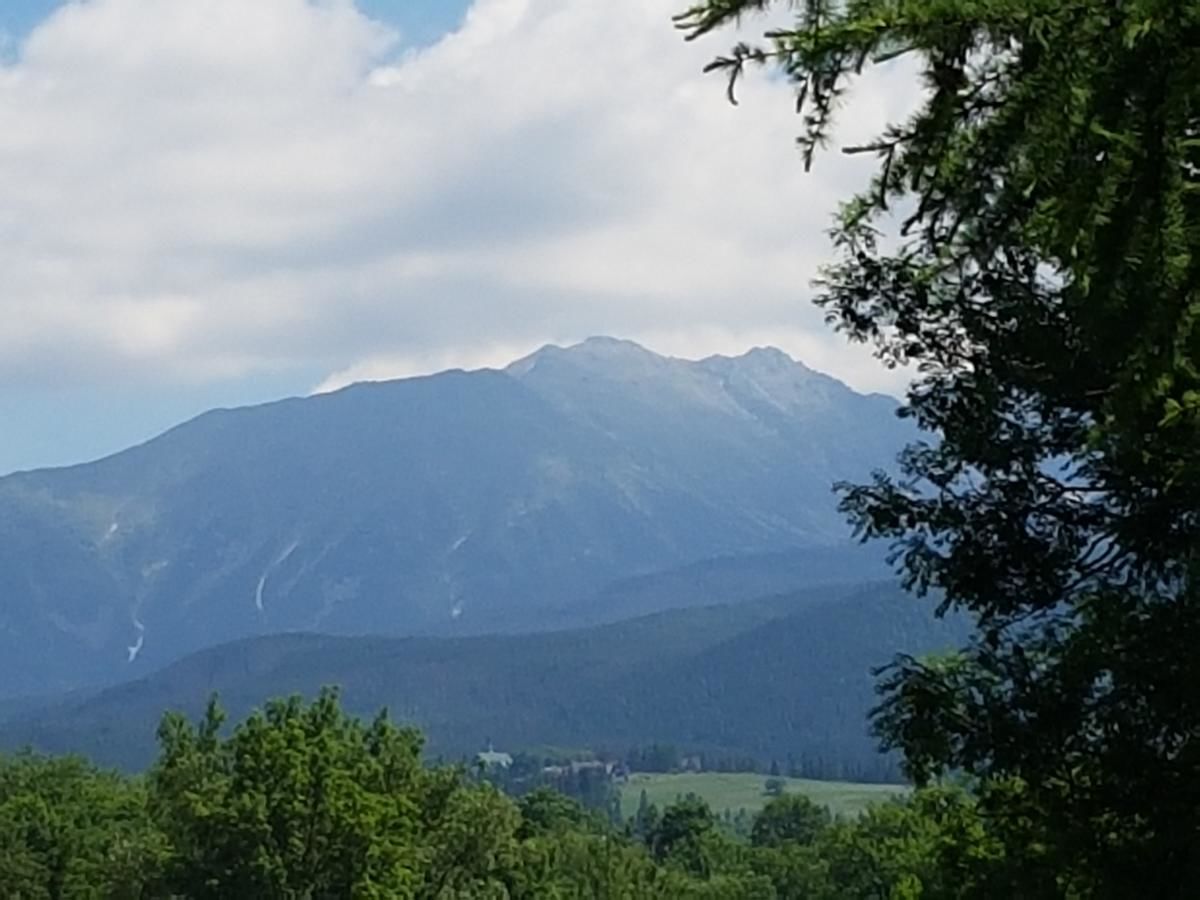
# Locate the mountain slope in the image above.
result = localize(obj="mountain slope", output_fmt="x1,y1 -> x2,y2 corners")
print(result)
0,338 -> 912,696
0,582 -> 965,772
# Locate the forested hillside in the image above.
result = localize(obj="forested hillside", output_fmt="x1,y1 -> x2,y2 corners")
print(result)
0,582 -> 965,773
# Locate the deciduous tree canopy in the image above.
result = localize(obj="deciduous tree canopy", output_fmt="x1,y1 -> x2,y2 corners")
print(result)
0,692 -> 1011,899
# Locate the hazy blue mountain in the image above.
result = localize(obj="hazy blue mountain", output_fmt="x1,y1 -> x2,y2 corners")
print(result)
0,338 -> 912,697
0,582 -> 965,773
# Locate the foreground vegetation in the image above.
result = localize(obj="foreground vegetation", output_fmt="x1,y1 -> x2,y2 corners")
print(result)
678,0 -> 1200,892
0,691 -> 1028,898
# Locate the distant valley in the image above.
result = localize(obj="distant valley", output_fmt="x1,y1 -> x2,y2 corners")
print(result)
0,337 -> 913,697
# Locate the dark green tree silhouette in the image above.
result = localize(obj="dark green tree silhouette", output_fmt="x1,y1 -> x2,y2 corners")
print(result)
751,793 -> 831,848
679,0 -> 1200,893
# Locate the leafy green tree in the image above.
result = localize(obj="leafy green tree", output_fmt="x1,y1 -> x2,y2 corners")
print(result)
660,870 -> 777,899
817,787 -> 1007,900
420,782 -> 522,898
0,753 -> 166,899
678,0 -> 1200,892
151,690 -> 454,897
750,843 -> 832,900
513,829 -> 671,898
647,795 -> 714,865
516,787 -> 600,840
750,793 -> 831,848
750,786 -> 1002,900
632,788 -> 661,843
646,794 -> 751,881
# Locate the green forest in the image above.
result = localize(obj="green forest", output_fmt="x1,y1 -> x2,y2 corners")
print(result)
0,690 -> 1027,899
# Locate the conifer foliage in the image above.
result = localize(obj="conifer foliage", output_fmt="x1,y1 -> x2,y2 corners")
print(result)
678,0 -> 1200,894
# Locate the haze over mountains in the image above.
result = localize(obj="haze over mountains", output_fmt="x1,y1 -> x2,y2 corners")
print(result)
0,337 -> 912,699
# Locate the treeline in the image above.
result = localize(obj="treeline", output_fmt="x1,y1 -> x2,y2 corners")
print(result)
476,751 -> 623,823
0,581 -> 962,777
0,691 -> 1045,898
619,743 -> 903,783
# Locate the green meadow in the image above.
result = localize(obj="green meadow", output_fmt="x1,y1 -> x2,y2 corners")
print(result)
619,772 -> 906,820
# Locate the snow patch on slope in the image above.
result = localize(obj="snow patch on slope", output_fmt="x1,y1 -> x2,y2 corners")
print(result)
255,541 -> 300,613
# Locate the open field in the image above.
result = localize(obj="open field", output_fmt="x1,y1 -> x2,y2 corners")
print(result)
619,772 -> 907,820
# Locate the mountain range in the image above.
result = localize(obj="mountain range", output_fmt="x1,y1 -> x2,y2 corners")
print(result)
0,337 -> 913,699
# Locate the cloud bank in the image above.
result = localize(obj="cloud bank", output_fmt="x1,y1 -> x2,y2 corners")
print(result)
1,0 -> 920,395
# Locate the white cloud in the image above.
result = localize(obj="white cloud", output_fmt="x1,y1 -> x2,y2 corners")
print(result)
0,0 -> 921,394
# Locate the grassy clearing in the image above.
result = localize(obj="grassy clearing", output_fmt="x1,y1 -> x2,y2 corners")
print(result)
619,772 -> 906,820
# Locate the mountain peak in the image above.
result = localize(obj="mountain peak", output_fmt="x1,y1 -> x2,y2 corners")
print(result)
507,337 -> 843,414
699,345 -> 807,372
509,337 -> 813,374
575,335 -> 652,355
742,345 -> 797,366
505,336 -> 662,377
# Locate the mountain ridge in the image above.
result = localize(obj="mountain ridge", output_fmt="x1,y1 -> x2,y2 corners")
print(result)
0,337 -> 913,698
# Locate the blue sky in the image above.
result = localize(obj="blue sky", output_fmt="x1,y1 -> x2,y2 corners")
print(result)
1,1 -> 471,48
0,0 -> 914,475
